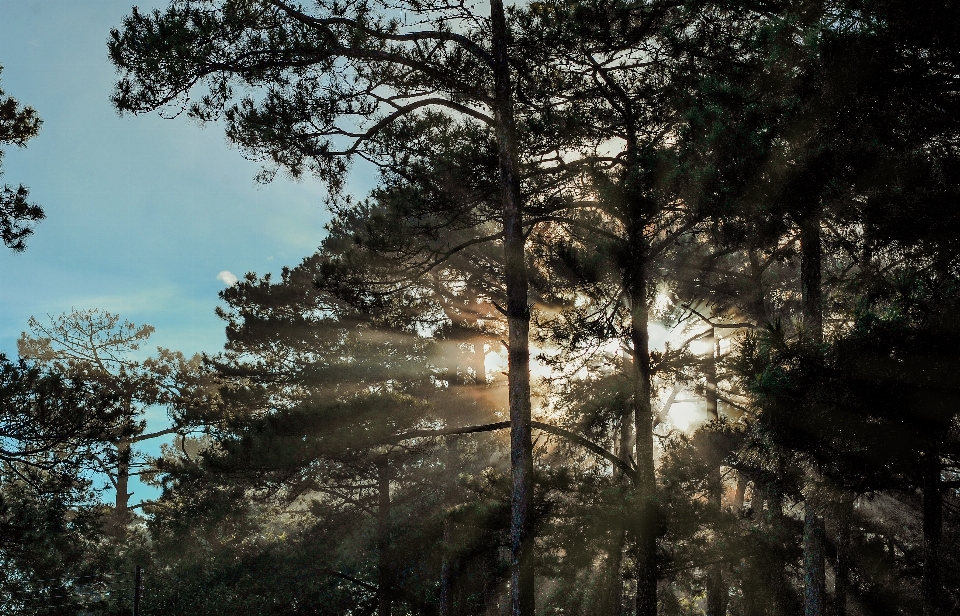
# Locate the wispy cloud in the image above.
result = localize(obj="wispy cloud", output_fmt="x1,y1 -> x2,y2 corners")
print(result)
217,270 -> 238,286
57,286 -> 180,317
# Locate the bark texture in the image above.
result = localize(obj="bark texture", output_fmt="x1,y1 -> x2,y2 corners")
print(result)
490,2 -> 534,614
922,458 -> 943,616
627,240 -> 657,616
803,504 -> 826,616
439,523 -> 453,616
704,329 -> 726,616
377,456 -> 393,616
799,205 -> 826,616
835,493 -> 853,616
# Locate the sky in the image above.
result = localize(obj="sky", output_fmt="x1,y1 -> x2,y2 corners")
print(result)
0,0 -> 374,502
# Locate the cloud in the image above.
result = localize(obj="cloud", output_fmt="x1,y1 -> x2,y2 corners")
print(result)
217,270 -> 238,286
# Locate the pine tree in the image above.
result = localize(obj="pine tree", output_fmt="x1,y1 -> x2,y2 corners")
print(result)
0,66 -> 44,252
18,309 -> 210,527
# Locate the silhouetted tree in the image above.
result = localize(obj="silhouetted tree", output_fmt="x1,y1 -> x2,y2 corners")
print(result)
18,309 -> 212,527
0,66 -> 44,252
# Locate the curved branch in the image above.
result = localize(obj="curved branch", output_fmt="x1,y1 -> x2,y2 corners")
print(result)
679,303 -> 755,329
331,98 -> 495,156
531,420 -> 635,477
267,0 -> 494,68
387,419 -> 635,477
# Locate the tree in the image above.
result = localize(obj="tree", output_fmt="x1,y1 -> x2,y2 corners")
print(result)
0,354 -> 117,614
0,354 -> 115,488
513,3 -> 713,611
661,0 -> 960,612
18,309 -> 211,525
151,259 -> 515,616
108,2 -> 541,610
0,65 -> 44,252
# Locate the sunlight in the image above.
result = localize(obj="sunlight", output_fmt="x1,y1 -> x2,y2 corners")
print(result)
689,337 -> 715,356
668,400 -> 704,432
653,289 -> 672,314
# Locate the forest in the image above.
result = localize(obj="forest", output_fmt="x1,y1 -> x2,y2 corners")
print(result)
1,0 -> 959,615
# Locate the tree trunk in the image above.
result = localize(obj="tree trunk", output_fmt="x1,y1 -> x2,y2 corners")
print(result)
440,431 -> 466,616
473,339 -> 488,385
377,456 -> 393,616
800,205 -> 826,616
617,392 -> 634,480
114,404 -> 134,526
921,458 -> 943,616
803,504 -> 826,616
705,328 -> 718,420
605,403 -> 632,616
732,475 -> 747,516
490,2 -> 534,614
704,328 -> 726,616
835,493 -> 853,616
705,524 -> 726,616
605,531 -> 626,616
440,522 -> 454,616
626,241 -> 658,616
763,483 -> 790,616
741,479 -> 791,616
471,288 -> 488,386
115,438 -> 131,514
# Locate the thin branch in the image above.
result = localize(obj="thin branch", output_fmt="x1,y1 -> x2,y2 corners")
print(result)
386,420 -> 635,476
267,0 -> 494,67
679,304 -> 755,329
132,426 -> 180,443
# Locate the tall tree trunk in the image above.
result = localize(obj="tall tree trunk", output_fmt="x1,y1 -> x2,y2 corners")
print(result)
605,531 -> 626,616
921,457 -> 943,616
835,493 -> 853,616
377,456 -> 393,616
617,393 -> 634,479
473,339 -> 488,386
440,436 -> 457,616
803,504 -> 826,616
764,482 -> 790,616
705,329 -> 726,616
705,328 -> 718,420
471,288 -> 488,386
114,401 -> 134,525
605,401 -> 632,616
799,205 -> 826,616
440,522 -> 454,616
728,476 -> 747,615
490,2 -> 534,614
626,239 -> 658,616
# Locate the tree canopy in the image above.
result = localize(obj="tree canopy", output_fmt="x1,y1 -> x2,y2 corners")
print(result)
0,66 -> 44,252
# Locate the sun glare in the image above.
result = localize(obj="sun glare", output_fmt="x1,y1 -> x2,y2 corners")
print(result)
689,338 -> 715,356
668,400 -> 704,432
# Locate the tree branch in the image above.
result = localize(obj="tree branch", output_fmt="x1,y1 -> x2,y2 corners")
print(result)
266,0 -> 494,68
385,420 -> 635,477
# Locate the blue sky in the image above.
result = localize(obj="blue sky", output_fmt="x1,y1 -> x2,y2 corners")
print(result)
0,0 -> 374,502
